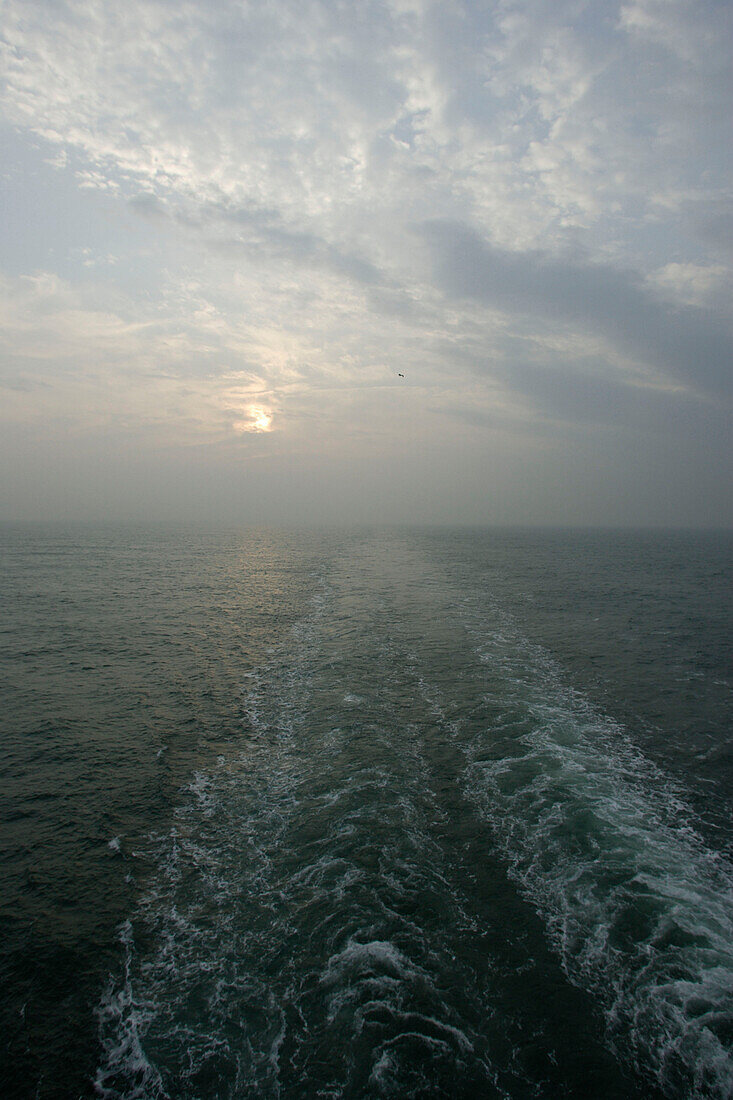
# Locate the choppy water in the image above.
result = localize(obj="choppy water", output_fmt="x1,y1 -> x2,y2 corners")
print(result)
1,526 -> 731,1098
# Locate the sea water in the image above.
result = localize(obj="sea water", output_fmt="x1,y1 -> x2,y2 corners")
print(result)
1,526 -> 731,1098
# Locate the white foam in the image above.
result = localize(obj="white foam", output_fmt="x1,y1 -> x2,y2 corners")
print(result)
95,921 -> 166,1100
459,602 -> 733,1097
187,771 -> 217,817
322,939 -> 414,985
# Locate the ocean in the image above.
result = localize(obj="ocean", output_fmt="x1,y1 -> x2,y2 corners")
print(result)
1,525 -> 731,1099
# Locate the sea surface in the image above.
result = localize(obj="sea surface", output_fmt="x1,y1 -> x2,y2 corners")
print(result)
1,525 -> 731,1099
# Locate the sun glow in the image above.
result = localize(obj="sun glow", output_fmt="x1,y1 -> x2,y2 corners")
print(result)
233,405 -> 273,433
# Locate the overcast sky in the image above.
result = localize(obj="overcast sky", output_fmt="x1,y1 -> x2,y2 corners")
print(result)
1,0 -> 731,526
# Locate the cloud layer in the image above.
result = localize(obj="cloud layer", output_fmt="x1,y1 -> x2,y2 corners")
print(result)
0,0 -> 730,524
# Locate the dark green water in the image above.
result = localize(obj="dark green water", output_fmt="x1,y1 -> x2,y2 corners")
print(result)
1,526 -> 731,1098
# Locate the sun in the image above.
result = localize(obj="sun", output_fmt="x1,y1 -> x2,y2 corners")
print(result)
250,406 -> 272,432
233,405 -> 273,434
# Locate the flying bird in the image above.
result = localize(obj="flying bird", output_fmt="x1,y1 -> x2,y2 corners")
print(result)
398,373 -> 404,377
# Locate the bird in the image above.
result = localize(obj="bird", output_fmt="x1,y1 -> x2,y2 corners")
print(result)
398,372 -> 404,377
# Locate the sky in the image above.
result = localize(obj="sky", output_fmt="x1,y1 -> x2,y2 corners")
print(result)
0,0 -> 731,527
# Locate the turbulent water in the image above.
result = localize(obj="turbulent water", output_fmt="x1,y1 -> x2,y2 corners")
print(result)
1,526 -> 731,1099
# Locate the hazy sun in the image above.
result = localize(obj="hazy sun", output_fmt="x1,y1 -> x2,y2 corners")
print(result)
233,405 -> 273,433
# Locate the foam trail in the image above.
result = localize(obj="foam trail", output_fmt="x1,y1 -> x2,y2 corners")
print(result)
96,923 -> 166,1100
96,570 -> 507,1098
457,598 -> 733,1099
95,536 -> 732,1099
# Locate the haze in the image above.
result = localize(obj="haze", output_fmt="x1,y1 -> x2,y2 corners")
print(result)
1,0 -> 731,527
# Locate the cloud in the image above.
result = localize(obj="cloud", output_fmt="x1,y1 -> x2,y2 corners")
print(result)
201,203 -> 386,288
690,200 -> 733,258
648,263 -> 730,310
0,270 -> 278,441
420,219 -> 733,398
619,0 -> 730,65
2,0 -> 730,268
0,0 -> 730,524
128,192 -> 169,219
